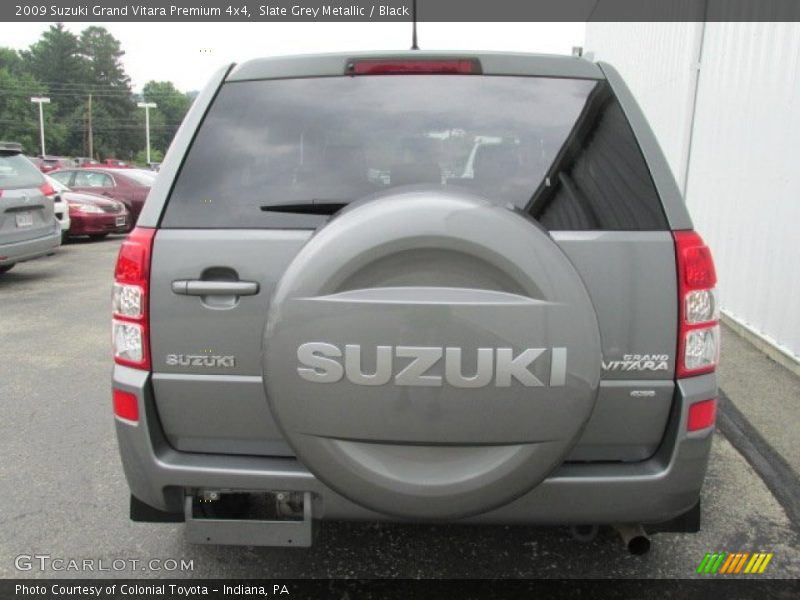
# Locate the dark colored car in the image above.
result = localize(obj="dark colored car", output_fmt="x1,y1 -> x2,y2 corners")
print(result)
47,175 -> 130,238
38,156 -> 76,173
49,168 -> 152,224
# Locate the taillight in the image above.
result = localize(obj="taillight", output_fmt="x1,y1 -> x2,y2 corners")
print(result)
39,181 -> 55,197
674,231 -> 719,377
112,227 -> 155,370
347,58 -> 481,75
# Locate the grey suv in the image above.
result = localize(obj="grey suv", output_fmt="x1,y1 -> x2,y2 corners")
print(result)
0,142 -> 61,274
111,52 -> 720,552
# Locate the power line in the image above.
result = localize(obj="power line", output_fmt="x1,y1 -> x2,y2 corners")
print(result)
0,88 -> 191,100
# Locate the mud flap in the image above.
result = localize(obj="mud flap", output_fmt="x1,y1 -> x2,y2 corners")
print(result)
646,500 -> 701,534
130,494 -> 184,523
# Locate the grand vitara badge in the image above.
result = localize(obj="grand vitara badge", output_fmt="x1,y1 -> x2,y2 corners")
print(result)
602,354 -> 670,372
296,343 -> 567,388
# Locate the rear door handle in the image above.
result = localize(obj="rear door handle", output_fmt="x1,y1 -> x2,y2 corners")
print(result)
172,280 -> 259,296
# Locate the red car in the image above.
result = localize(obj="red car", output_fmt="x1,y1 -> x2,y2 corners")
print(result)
38,156 -> 76,173
101,158 -> 133,168
46,174 -> 130,239
75,157 -> 101,168
48,168 -> 154,224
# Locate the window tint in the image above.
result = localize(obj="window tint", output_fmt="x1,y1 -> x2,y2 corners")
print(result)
163,75 -> 667,230
75,171 -> 112,188
0,153 -> 44,189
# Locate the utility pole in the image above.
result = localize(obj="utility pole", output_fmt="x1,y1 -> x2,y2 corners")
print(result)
30,96 -> 51,156
87,94 -> 93,159
137,101 -> 157,165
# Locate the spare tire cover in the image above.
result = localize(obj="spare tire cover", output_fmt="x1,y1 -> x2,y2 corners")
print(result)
263,189 -> 601,519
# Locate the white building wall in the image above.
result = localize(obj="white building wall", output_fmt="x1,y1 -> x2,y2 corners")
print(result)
584,22 -> 701,186
586,22 -> 800,361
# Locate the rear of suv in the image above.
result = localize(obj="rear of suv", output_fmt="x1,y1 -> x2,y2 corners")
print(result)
112,52 -> 719,550
0,142 -> 61,274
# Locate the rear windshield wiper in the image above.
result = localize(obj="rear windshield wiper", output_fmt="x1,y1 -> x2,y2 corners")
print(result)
260,199 -> 348,215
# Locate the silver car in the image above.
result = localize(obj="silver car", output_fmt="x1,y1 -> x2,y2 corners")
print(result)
0,142 -> 61,274
111,52 -> 719,554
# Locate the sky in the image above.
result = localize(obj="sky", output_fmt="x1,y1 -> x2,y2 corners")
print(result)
2,22 -> 586,92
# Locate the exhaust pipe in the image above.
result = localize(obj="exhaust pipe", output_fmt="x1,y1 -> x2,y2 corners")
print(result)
613,524 -> 651,555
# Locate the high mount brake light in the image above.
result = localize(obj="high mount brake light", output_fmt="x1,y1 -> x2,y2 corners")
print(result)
674,231 -> 719,378
112,227 -> 155,371
347,58 -> 481,75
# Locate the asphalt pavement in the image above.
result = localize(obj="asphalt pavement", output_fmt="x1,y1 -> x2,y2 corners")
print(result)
1,238 -> 798,579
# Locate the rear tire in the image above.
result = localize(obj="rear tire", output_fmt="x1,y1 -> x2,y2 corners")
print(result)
0,264 -> 15,274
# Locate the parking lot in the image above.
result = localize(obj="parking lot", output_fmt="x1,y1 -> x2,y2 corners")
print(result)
1,237 -> 799,579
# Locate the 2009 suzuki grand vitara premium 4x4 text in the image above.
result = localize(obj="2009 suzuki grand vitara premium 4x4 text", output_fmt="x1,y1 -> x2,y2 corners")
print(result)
111,52 -> 719,552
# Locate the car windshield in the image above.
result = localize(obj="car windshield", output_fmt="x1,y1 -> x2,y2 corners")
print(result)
0,153 -> 45,189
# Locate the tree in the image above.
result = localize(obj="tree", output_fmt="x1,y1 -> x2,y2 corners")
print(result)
0,47 -> 69,155
3,27 -> 189,159
78,26 -> 137,157
20,24 -> 87,120
0,68 -> 45,153
78,26 -> 130,90
134,148 -> 163,166
140,81 -> 192,153
0,47 -> 24,74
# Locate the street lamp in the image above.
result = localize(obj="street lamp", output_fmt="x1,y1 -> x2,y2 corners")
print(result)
137,101 -> 157,165
30,96 -> 51,156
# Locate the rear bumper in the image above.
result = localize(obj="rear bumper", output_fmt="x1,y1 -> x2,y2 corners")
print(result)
0,224 -> 61,265
114,367 -> 716,526
55,210 -> 70,233
69,213 -> 129,236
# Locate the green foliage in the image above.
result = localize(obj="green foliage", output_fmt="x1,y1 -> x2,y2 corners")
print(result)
1,25 -> 191,159
141,81 -> 192,152
0,67 -> 43,152
134,148 -> 163,166
0,47 -> 25,74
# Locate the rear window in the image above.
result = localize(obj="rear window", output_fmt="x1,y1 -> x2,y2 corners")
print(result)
0,153 -> 45,190
74,171 -> 112,188
163,75 -> 667,230
50,171 -> 73,186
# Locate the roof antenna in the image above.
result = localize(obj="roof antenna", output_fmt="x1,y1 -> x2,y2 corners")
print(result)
411,0 -> 419,50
